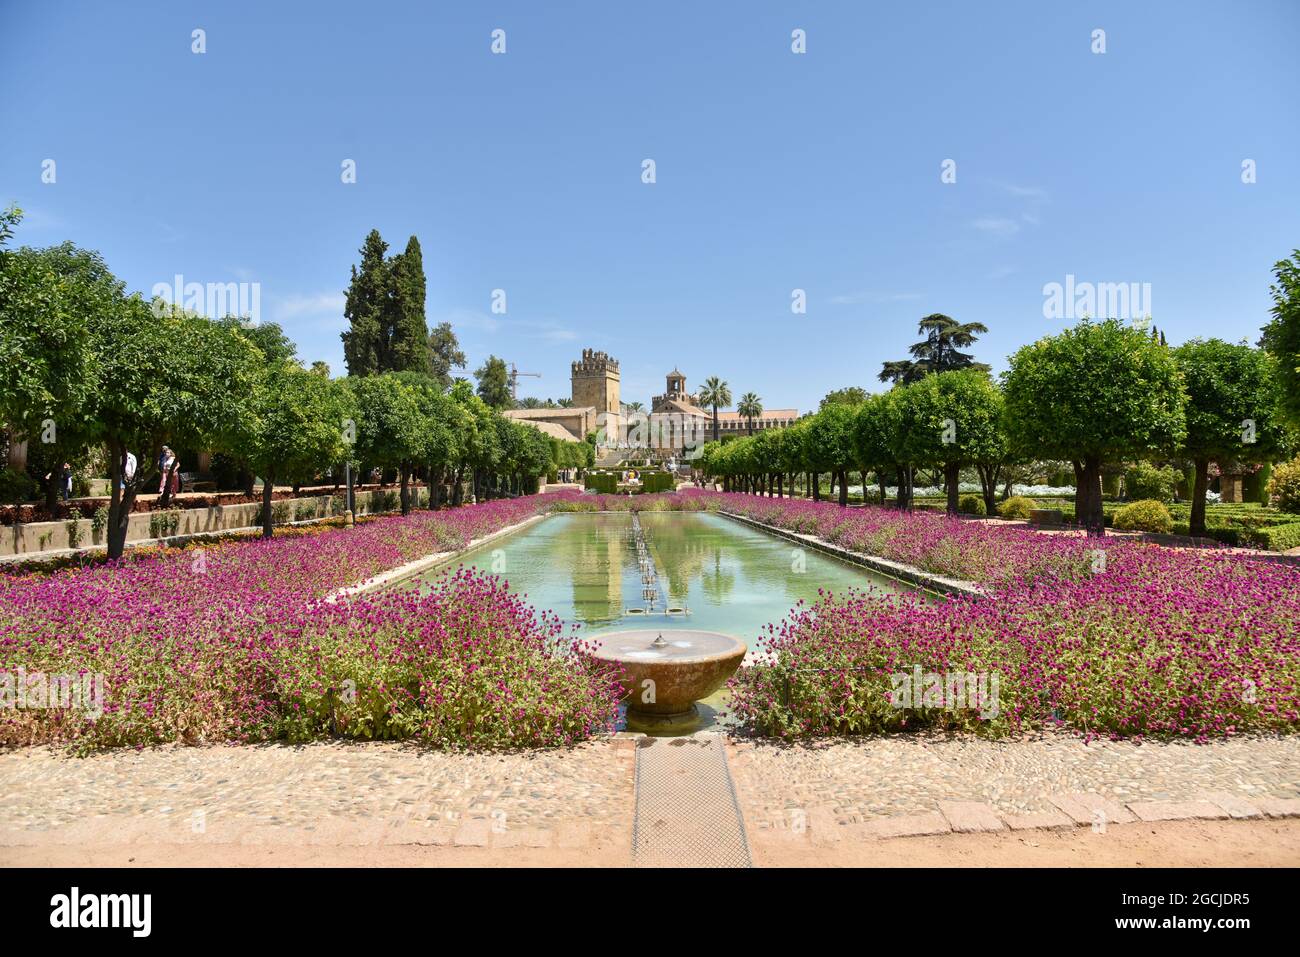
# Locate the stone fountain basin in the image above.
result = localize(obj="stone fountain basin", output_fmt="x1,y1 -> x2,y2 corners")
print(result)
589,629 -> 747,716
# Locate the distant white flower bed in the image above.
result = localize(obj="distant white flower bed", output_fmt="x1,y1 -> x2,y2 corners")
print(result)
853,482 -> 1078,498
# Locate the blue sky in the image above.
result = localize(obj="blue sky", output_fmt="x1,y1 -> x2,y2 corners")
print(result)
3,1 -> 1297,412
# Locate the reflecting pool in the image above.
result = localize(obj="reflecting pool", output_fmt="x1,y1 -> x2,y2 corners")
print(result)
404,511 -> 912,649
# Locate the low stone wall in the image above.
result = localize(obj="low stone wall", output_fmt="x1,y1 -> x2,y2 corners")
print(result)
0,487 -> 441,558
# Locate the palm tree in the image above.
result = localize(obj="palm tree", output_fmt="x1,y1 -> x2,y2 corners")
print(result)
879,314 -> 991,384
697,376 -> 731,443
737,392 -> 763,435
625,401 -> 644,413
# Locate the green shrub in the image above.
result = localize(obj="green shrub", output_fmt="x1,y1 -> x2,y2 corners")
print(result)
1267,456 -> 1300,514
90,505 -> 109,542
1239,521 -> 1300,551
957,494 -> 986,515
1253,462 -> 1272,506
148,509 -> 181,539
584,472 -> 617,494
1113,499 -> 1174,533
1124,461 -> 1180,503
1170,522 -> 1242,546
0,468 -> 38,504
997,495 -> 1035,520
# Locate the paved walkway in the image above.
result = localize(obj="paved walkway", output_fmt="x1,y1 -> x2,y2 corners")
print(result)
2,731 -> 1297,865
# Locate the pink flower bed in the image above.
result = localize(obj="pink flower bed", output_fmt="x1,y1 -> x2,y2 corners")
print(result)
707,494 -> 1300,740
692,491 -> 1093,585
0,493 -> 620,750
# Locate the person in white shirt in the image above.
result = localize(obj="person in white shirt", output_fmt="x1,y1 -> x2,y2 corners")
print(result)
121,450 -> 137,491
158,446 -> 177,494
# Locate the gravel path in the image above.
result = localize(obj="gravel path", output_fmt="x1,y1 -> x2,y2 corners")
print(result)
728,732 -> 1300,832
0,740 -> 635,850
3,732 -> 1297,861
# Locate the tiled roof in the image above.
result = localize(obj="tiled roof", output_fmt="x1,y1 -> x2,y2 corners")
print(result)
509,418 -> 581,442
653,399 -> 709,417
716,409 -> 799,420
503,407 -> 594,419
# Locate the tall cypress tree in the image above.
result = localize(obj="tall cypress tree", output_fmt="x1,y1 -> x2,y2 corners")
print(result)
341,230 -> 390,376
389,235 -> 430,374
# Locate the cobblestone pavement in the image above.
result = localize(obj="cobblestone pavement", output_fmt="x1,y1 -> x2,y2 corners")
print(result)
3,732 -> 1298,861
0,740 -> 635,852
728,731 -> 1300,836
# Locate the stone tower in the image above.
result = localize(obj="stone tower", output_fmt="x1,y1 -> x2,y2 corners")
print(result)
570,348 -> 620,416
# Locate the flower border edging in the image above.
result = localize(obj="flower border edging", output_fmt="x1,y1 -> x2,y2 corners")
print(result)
323,513 -> 550,602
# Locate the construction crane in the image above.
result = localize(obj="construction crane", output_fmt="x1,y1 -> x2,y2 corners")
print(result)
509,362 -> 541,402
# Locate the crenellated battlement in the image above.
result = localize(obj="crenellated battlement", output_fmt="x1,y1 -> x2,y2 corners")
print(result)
571,348 -> 619,376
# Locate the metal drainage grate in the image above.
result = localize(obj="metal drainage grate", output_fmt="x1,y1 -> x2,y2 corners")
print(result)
632,736 -> 752,868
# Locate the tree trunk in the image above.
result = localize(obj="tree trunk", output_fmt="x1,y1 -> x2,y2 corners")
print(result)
976,462 -> 999,515
44,467 -> 60,515
399,466 -> 411,515
895,464 -> 913,511
452,466 -> 465,505
261,473 -> 275,539
1190,458 -> 1210,537
106,437 -> 136,560
838,469 -> 849,507
1074,458 -> 1105,537
811,472 -> 821,501
945,460 -> 960,515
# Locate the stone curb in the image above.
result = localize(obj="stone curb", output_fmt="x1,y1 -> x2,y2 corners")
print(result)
774,793 -> 1300,845
322,513 -> 548,602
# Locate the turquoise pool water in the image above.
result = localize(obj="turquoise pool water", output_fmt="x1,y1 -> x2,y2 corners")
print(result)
404,510 -> 910,649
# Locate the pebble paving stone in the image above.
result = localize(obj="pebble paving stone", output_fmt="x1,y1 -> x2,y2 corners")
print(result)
937,801 -> 1006,833
1203,792 -> 1264,820
1126,800 -> 1229,823
0,741 -> 633,849
1050,793 -> 1137,826
861,812 -> 951,840
1253,797 -> 1300,819
1000,810 -> 1075,831
3,731 -> 1299,854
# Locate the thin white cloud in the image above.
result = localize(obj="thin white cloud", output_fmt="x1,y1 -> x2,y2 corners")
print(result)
272,292 -> 346,323
829,291 -> 924,305
970,217 -> 1020,236
1001,183 -> 1048,199
446,308 -> 577,342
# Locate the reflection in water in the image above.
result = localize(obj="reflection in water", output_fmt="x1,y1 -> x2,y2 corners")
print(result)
406,511 -> 911,645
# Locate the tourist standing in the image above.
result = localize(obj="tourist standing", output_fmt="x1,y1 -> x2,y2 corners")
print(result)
60,462 -> 72,500
158,446 -> 177,495
121,449 -> 137,490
